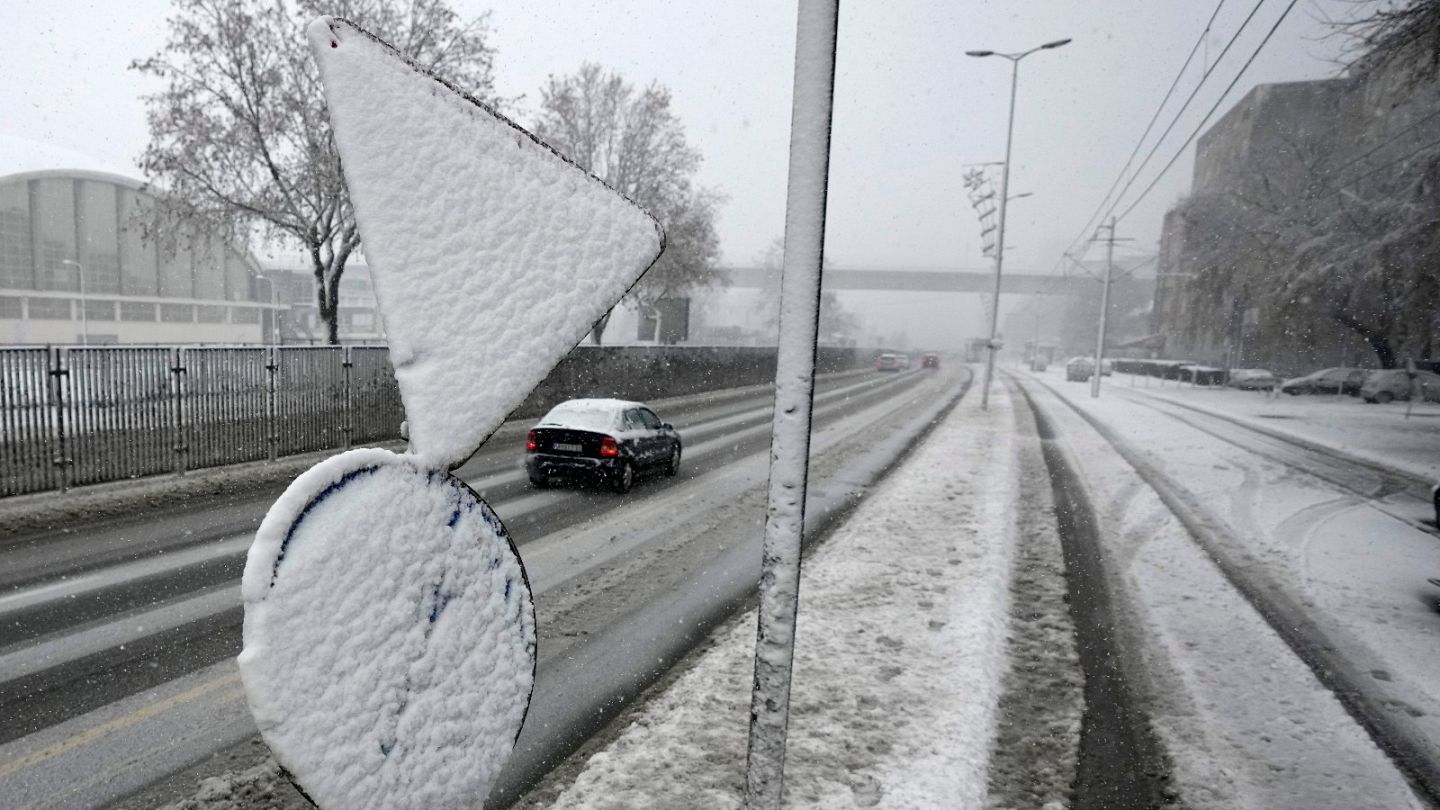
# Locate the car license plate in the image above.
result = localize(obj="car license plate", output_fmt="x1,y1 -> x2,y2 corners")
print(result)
553,442 -> 582,453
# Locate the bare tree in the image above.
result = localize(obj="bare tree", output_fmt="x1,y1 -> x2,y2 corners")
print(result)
1334,0 -> 1440,83
534,63 -> 723,344
133,0 -> 499,344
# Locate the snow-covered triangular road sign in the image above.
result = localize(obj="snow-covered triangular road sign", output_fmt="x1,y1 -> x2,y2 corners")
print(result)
309,16 -> 663,470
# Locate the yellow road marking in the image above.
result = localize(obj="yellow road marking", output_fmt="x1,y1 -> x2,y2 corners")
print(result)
0,670 -> 244,780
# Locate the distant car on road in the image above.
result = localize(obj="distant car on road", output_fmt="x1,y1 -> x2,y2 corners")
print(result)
876,353 -> 904,372
1100,358 -> 1113,376
921,353 -> 940,369
526,398 -> 682,493
1280,367 -> 1367,396
1227,368 -> 1279,391
1065,356 -> 1094,382
1360,369 -> 1440,404
1029,356 -> 1048,372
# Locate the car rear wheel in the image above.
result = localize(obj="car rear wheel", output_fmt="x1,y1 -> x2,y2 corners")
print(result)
665,445 -> 681,477
1376,391 -> 1394,404
528,473 -> 549,488
612,461 -> 634,494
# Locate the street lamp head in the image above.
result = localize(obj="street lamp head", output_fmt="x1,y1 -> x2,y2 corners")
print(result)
965,50 -> 994,57
1041,38 -> 1072,50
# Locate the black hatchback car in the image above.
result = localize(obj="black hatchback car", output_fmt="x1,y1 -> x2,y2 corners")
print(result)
525,399 -> 682,493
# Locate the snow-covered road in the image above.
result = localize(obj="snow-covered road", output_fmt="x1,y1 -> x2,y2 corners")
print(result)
0,368 -> 960,810
500,366 -> 1440,809
1017,367 -> 1437,808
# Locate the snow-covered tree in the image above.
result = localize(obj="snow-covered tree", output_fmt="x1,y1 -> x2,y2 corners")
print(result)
534,63 -> 723,344
132,0 -> 500,344
1172,131 -> 1440,368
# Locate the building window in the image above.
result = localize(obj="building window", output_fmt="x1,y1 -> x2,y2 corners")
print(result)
347,311 -> 375,331
197,305 -> 227,323
83,300 -> 116,321
0,181 -> 32,290
118,189 -> 158,296
78,181 -> 121,295
28,297 -> 71,319
161,303 -> 194,322
0,296 -> 21,318
231,306 -> 260,323
193,235 -> 226,300
120,302 -> 156,322
33,179 -> 78,293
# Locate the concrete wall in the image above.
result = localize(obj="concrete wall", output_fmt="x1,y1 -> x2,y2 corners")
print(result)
514,344 -> 871,418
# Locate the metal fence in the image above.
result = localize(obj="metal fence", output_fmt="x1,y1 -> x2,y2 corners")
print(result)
0,345 -> 404,497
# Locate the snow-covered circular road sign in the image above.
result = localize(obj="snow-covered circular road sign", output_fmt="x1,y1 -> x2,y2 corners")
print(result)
239,448 -> 535,810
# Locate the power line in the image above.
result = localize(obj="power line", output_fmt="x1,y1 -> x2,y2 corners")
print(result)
1064,0 -> 1229,258
1114,0 -> 1301,223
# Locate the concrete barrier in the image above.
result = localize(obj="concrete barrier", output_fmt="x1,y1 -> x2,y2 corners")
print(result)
515,345 -> 870,418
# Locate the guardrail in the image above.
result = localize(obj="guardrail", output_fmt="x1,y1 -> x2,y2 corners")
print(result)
0,345 -> 403,497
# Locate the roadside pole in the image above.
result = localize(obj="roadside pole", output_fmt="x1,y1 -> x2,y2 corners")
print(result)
744,2 -> 839,808
1090,218 -> 1116,398
1406,357 -> 1418,420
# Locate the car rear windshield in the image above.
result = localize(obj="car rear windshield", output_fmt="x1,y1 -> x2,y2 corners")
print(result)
539,403 -> 619,432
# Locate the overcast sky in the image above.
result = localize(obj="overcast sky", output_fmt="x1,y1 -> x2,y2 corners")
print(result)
3,0 -> 1359,346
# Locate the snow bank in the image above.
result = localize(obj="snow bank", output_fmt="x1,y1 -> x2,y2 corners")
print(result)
307,16 -> 663,470
240,449 -> 535,810
527,385 -> 1020,808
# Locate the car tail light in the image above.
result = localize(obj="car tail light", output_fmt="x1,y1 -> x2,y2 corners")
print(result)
526,430 -> 537,452
599,436 -> 619,457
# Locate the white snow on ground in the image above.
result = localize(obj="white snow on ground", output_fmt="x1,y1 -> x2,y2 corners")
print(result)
240,450 -> 534,810
307,16 -> 663,469
1019,372 -> 1428,809
528,384 -> 1020,809
1108,372 -> 1440,480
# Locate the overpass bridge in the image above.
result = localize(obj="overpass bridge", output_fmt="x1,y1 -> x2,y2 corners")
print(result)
719,265 -> 1152,296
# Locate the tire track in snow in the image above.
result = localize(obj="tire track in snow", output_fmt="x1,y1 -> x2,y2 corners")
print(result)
1011,379 -> 1175,810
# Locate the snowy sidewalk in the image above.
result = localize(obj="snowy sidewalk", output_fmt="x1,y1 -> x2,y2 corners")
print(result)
518,382 -> 1022,809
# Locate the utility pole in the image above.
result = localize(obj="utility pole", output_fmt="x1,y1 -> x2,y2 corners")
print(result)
1090,217 -> 1128,398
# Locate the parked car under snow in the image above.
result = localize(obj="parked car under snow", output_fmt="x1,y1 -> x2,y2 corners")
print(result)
1227,369 -> 1279,391
1360,369 -> 1440,404
1280,367 -> 1367,396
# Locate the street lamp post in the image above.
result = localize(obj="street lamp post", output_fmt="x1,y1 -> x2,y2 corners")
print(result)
60,259 -> 88,345
966,37 -> 1071,410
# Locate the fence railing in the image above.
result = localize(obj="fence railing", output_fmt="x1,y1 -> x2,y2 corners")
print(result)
0,345 -> 404,497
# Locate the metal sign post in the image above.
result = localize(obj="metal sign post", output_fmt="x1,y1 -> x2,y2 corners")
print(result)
744,1 -> 839,807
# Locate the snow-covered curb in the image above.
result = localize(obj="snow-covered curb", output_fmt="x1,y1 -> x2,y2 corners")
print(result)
519,381 -> 1021,808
